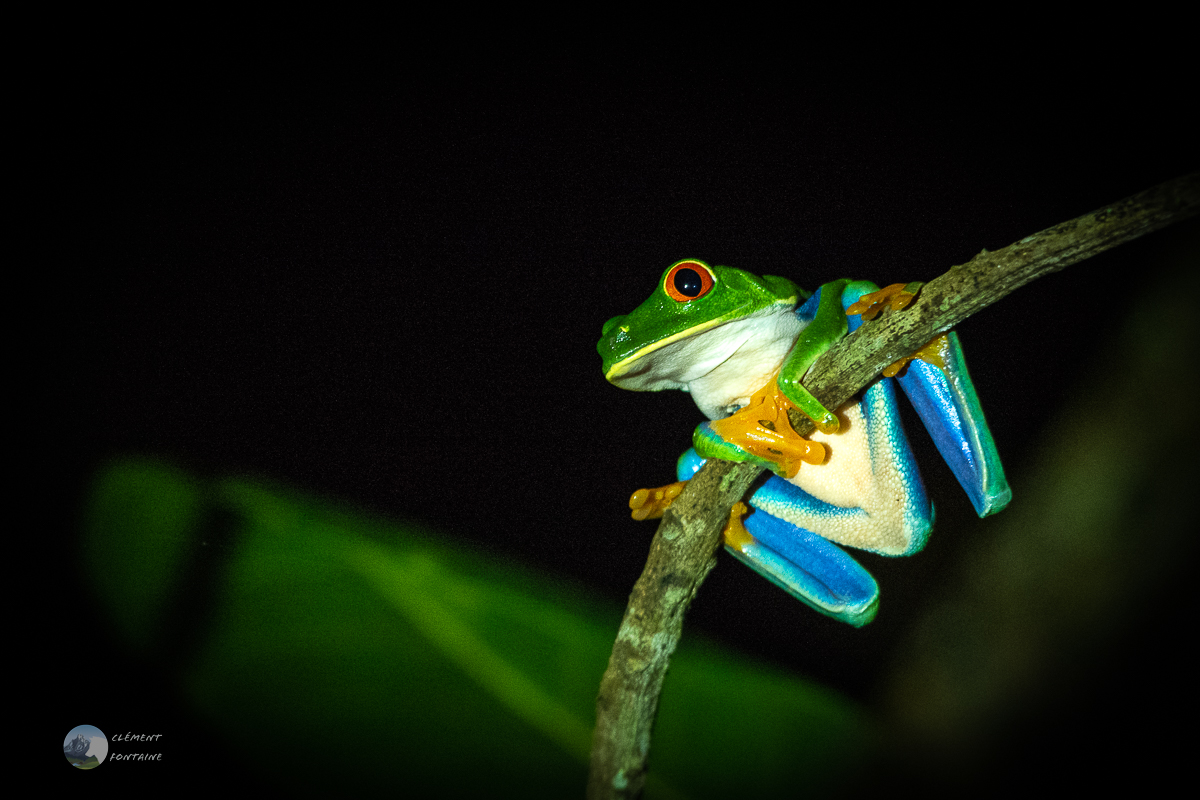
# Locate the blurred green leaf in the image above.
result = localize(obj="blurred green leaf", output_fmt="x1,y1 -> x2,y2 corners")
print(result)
82,459 -> 867,796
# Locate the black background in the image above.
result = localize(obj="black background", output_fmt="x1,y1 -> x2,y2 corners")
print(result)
46,43 -> 1196,793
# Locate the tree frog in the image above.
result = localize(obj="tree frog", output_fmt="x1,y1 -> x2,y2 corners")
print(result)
598,259 -> 1011,626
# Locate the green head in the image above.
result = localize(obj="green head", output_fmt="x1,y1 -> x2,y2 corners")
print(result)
599,259 -> 805,389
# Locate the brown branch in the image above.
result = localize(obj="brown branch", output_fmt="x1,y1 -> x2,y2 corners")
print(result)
586,172 -> 1200,800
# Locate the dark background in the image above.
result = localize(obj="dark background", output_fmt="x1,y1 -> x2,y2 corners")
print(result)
48,47 -> 1196,791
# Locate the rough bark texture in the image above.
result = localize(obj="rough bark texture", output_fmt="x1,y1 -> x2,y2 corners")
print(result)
586,172 -> 1199,800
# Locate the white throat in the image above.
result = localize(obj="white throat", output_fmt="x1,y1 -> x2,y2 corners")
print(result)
684,305 -> 804,419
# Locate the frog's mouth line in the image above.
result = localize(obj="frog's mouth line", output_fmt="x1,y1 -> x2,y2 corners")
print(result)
604,299 -> 798,386
603,313 -> 737,384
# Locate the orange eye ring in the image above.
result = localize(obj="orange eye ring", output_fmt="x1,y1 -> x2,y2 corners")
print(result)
664,260 -> 715,302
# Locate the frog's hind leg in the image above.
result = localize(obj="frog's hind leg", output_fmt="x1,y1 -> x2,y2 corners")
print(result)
724,505 -> 879,627
751,378 -> 934,558
714,377 -> 930,625
893,332 -> 1012,517
679,447 -> 879,625
839,282 -> 1011,519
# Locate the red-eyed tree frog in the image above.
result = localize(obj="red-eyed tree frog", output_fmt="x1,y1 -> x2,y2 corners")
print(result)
598,259 -> 1011,626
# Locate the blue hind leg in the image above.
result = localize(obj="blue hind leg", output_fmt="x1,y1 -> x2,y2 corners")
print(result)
680,451 -> 878,625
726,508 -> 879,627
893,335 -> 1011,517
841,282 -> 1011,518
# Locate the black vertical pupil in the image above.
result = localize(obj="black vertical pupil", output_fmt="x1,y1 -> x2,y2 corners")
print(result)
673,268 -> 704,297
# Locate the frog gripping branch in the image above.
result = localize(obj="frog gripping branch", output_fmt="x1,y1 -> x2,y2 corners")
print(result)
588,177 -> 1198,800
598,259 -> 1012,626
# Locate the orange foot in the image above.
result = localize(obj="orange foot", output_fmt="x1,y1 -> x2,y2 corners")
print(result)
629,481 -> 686,521
846,281 -> 924,320
882,333 -> 950,377
721,502 -> 752,550
708,372 -> 828,478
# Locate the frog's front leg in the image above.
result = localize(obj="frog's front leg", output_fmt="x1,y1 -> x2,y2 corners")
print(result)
776,280 -> 928,431
845,281 -> 924,320
695,373 -> 827,478
845,281 -> 945,378
775,279 -> 855,434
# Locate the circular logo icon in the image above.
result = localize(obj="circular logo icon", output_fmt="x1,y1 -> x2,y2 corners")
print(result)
64,725 -> 108,769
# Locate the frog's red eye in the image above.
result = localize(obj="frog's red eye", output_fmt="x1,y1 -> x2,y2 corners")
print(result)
664,260 -> 715,302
